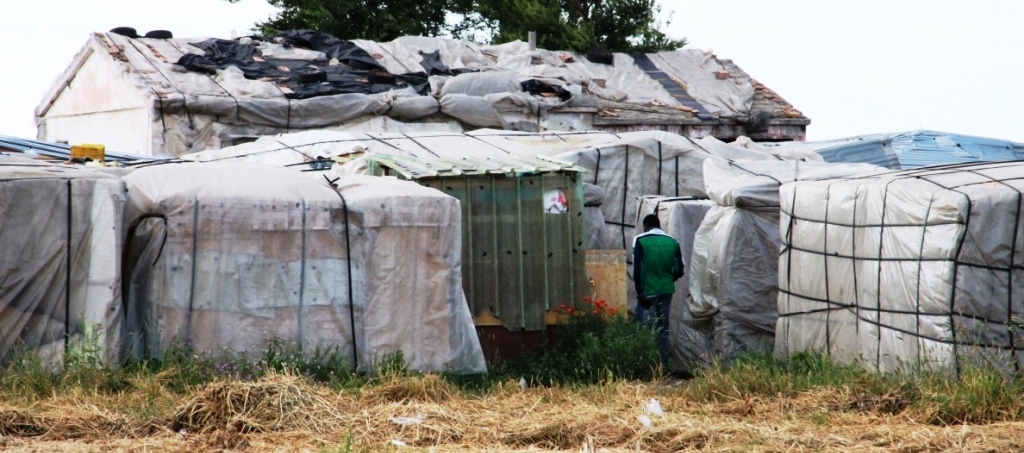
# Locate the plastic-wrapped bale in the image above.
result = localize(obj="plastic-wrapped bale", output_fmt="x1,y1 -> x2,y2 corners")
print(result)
631,196 -> 716,368
122,162 -> 485,373
0,156 -> 125,367
690,159 -> 883,363
776,161 -> 1024,375
553,132 -> 779,250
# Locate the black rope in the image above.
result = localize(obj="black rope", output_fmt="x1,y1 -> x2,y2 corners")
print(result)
185,198 -> 199,345
324,175 -> 358,369
403,133 -> 443,157
621,145 -> 629,249
823,184 -> 831,355
674,156 -> 679,197
657,142 -> 662,194
64,180 -> 72,352
298,201 -> 307,351
913,195 -> 936,367
593,148 -> 601,184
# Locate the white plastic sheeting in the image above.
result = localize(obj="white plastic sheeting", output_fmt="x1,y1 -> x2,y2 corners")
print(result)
632,196 -> 716,368
182,129 -> 785,250
0,156 -> 125,367
121,162 -> 485,373
690,159 -> 884,362
776,161 -> 1024,375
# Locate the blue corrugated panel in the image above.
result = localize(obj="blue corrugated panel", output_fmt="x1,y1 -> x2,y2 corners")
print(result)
805,130 -> 1024,170
891,131 -> 1024,169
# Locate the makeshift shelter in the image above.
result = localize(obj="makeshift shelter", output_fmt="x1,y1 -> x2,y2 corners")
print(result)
632,196 -> 717,368
0,156 -> 126,367
121,162 -> 485,373
757,130 -> 1024,170
776,161 -> 1024,375
362,147 -> 589,333
689,159 -> 883,363
37,30 -> 808,157
181,129 -> 786,252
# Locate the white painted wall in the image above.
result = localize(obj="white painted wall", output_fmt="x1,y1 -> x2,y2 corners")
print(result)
40,45 -> 154,154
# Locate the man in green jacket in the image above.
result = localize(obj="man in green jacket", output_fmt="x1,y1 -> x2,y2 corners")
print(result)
632,214 -> 685,368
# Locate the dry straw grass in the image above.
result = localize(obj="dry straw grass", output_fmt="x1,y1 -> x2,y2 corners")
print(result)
172,372 -> 346,434
3,372 -> 1024,451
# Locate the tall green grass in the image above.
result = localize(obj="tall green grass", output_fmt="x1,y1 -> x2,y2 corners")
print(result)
4,333 -> 1024,425
684,351 -> 1024,424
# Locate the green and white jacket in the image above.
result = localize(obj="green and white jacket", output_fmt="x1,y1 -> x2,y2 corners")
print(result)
631,227 -> 685,298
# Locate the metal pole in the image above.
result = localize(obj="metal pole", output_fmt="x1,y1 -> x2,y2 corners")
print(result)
528,31 -> 537,51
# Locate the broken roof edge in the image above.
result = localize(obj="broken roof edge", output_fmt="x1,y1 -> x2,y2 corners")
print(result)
36,36 -> 100,118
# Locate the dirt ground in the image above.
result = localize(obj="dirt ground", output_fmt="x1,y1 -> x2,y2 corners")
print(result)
2,374 -> 1022,452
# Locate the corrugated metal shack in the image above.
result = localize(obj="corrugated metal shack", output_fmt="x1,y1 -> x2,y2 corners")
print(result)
37,31 -> 809,157
364,151 -> 588,361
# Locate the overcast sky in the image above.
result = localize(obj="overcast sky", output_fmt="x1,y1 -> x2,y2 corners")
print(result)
1,0 -> 1021,142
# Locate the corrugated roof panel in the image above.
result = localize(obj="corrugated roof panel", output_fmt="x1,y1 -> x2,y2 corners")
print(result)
0,135 -> 159,162
892,131 -> 1024,169
367,152 -> 585,180
802,130 -> 1024,170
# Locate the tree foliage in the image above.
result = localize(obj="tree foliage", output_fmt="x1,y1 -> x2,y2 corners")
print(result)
460,0 -> 685,53
228,0 -> 455,42
228,0 -> 684,53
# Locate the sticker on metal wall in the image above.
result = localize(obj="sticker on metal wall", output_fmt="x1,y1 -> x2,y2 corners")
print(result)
544,188 -> 568,214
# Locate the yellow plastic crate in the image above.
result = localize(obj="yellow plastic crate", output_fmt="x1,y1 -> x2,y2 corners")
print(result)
71,144 -> 105,161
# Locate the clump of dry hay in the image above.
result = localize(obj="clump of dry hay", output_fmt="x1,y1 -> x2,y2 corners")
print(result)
361,373 -> 454,404
172,372 -> 344,434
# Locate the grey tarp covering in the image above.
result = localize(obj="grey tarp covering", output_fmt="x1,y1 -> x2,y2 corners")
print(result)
690,159 -> 884,363
776,161 -> 1024,375
122,162 -> 485,373
582,183 -> 606,250
632,196 -> 716,368
182,129 -> 784,250
0,156 -> 125,367
42,33 -> 773,157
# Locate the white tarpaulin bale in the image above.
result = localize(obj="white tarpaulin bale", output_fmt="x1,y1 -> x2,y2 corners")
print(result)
631,196 -> 716,368
690,159 -> 883,363
0,156 -> 125,367
776,161 -> 1024,375
122,162 -> 485,373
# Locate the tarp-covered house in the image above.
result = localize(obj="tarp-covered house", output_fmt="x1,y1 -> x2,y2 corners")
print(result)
37,30 -> 809,157
687,159 -> 883,363
121,161 -> 485,373
776,161 -> 1024,375
181,129 -> 808,250
0,156 -> 126,367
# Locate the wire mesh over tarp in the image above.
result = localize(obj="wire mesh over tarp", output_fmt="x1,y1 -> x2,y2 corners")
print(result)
776,161 -> 1024,375
755,130 -> 1024,170
632,196 -> 716,369
690,159 -> 884,363
0,156 -> 126,367
183,129 -> 789,251
122,162 -> 485,373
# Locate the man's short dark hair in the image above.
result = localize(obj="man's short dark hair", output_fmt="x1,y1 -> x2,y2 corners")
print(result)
642,214 -> 660,231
